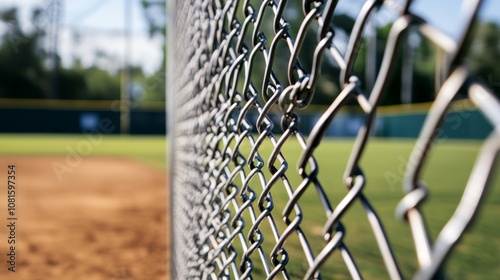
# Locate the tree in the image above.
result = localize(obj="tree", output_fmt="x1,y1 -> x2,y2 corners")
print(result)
0,7 -> 49,98
468,22 -> 500,98
140,0 -> 166,102
141,0 -> 166,39
0,6 -> 150,101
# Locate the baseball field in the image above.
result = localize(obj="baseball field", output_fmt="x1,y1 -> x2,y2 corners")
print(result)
0,134 -> 497,279
0,134 -> 168,280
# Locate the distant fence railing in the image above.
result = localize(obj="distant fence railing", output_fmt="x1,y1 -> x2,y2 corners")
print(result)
0,97 -> 490,138
241,100 -> 493,139
0,98 -> 166,134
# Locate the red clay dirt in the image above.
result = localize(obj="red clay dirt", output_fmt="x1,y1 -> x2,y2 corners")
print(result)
0,156 -> 169,280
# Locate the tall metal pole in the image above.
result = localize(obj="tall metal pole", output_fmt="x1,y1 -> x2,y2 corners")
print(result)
120,0 -> 132,134
49,0 -> 62,99
365,22 -> 377,93
401,30 -> 420,104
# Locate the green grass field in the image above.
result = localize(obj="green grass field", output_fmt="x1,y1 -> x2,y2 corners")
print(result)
0,134 -> 497,279
219,137 -> 500,279
0,133 -> 167,169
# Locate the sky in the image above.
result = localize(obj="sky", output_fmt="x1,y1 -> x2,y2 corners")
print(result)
410,0 -> 500,40
0,0 -> 163,73
335,0 -> 500,40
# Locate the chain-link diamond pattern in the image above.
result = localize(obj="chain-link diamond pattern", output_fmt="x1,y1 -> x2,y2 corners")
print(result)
169,0 -> 500,279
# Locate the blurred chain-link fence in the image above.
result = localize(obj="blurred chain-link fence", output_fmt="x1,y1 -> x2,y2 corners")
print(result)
169,0 -> 500,279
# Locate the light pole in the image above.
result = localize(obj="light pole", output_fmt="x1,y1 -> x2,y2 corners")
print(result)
120,0 -> 132,134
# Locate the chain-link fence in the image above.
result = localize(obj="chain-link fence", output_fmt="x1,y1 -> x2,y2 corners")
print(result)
168,0 -> 500,279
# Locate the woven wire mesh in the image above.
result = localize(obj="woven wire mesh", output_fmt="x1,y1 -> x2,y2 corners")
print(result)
169,0 -> 500,279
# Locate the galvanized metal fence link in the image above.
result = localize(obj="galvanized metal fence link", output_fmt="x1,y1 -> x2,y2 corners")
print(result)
169,0 -> 499,279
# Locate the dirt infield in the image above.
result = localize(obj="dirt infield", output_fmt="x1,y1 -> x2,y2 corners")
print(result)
0,156 -> 168,280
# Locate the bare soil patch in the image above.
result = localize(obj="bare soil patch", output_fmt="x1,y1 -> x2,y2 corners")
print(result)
0,156 -> 168,280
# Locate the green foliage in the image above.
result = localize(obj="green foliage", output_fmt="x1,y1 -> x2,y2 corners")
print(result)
134,1 -> 167,102
140,0 -> 166,38
0,6 -> 165,103
57,68 -> 88,99
0,7 -> 48,98
140,70 -> 166,101
140,0 -> 166,73
468,22 -> 500,98
82,67 -> 121,100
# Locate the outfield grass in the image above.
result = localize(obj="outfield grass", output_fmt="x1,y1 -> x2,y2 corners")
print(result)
0,134 -> 497,278
0,133 -> 166,169
227,137 -> 499,279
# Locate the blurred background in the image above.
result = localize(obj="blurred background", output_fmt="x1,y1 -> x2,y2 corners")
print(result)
0,0 -> 166,134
